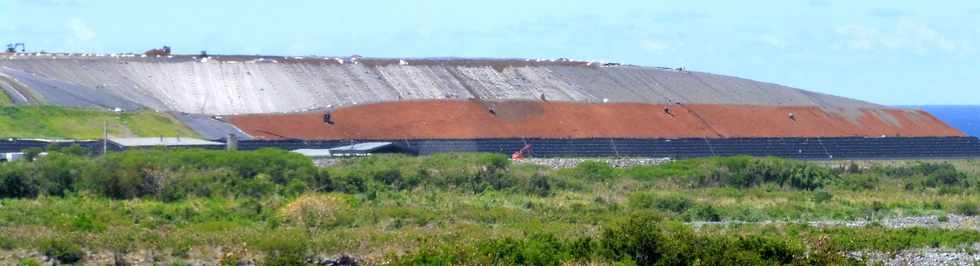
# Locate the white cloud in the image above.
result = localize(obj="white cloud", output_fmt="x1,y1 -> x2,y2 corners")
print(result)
19,0 -> 81,6
833,25 -> 876,51
757,35 -> 789,49
66,18 -> 96,41
832,22 -> 960,54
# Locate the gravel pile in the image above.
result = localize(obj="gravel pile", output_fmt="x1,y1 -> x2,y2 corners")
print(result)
515,157 -> 672,168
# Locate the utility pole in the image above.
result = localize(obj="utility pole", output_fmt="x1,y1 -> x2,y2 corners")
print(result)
103,120 -> 108,154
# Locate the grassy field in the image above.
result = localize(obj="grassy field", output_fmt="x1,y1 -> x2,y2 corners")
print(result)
0,91 -> 13,106
0,106 -> 198,139
0,151 -> 978,265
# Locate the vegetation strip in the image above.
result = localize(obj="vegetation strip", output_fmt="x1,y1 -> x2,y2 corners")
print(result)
0,150 -> 978,264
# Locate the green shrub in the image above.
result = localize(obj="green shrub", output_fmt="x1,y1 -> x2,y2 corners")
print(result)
70,213 -> 106,232
94,149 -> 318,199
46,144 -> 90,156
392,212 -> 854,265
954,202 -> 978,216
255,232 -> 310,266
684,204 -> 722,222
846,162 -> 862,174
478,233 -> 572,266
654,196 -> 694,213
626,192 -> 658,209
40,239 -> 84,264
670,157 -> 834,190
0,235 -> 14,250
812,190 -> 833,203
628,193 -> 713,220
17,258 -> 42,266
31,152 -> 93,196
599,212 -> 685,265
875,162 -> 975,190
21,147 -> 43,162
242,174 -> 277,198
371,168 -> 406,189
623,160 -> 699,181
528,174 -> 552,197
571,161 -> 616,181
0,162 -> 36,198
836,174 -> 879,191
158,169 -> 232,201
390,245 -> 479,266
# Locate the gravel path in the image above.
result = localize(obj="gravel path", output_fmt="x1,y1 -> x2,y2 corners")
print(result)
692,215 -> 979,265
690,215 -> 980,231
850,243 -> 980,266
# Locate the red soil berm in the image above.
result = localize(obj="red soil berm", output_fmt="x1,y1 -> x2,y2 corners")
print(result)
228,100 -> 963,140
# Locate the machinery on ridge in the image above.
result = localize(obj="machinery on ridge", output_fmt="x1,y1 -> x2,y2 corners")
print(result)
5,43 -> 25,53
144,46 -> 172,56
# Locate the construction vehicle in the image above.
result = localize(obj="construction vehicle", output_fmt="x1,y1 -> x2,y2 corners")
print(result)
5,43 -> 25,53
511,144 -> 532,160
144,46 -> 171,56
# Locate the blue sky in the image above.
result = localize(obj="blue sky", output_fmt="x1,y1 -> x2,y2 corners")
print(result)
1,0 -> 978,105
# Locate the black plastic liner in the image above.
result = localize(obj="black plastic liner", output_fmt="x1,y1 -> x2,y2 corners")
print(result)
3,137 -> 979,160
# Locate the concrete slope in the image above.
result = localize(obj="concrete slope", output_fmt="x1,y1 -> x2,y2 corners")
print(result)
0,66 -> 143,111
0,55 -> 878,115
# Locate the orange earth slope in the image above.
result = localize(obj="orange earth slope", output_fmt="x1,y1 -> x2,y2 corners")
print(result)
228,100 -> 964,140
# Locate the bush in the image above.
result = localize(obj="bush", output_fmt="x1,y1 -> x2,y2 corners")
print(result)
954,202 -> 978,216
571,161 -> 616,181
32,152 -> 93,196
393,212 -> 854,265
0,148 -> 324,200
836,174 -> 879,191
684,205 -> 722,222
478,233 -> 573,266
812,190 -> 833,203
256,233 -> 309,266
528,174 -> 552,197
0,162 -> 36,198
599,213 -> 685,265
40,239 -> 84,264
18,258 -> 42,266
670,157 -> 834,190
628,193 -> 720,221
21,147 -> 43,162
279,194 -> 351,233
84,149 -> 319,199
390,245 -> 478,266
876,162 -> 974,190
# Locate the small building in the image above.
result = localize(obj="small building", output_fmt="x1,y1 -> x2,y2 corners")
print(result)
1,152 -> 24,162
291,142 -> 399,158
109,137 -> 224,149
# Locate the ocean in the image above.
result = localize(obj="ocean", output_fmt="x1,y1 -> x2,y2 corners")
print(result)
907,106 -> 980,137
